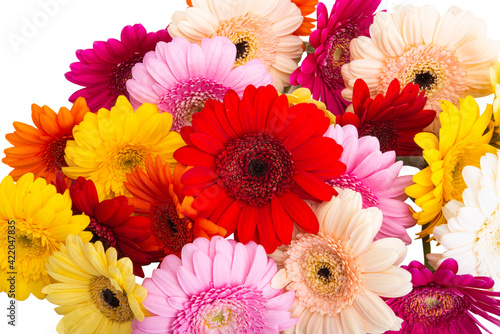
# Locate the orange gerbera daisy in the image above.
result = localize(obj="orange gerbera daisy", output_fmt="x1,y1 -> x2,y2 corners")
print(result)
3,97 -> 89,186
124,154 -> 226,259
185,0 -> 318,36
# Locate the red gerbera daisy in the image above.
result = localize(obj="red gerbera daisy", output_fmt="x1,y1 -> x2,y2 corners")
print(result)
124,154 -> 226,259
59,176 -> 156,277
174,85 -> 346,253
65,24 -> 171,112
336,79 -> 435,155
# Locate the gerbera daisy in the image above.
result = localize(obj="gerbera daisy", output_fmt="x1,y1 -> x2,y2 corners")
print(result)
0,173 -> 91,301
285,87 -> 335,124
62,96 -> 185,199
429,151 -> 500,282
66,24 -> 172,112
270,188 -> 412,333
341,5 -> 500,131
168,0 -> 304,92
186,0 -> 318,36
325,124 -> 415,244
336,79 -> 435,155
3,97 -> 89,186
42,235 -> 146,334
126,36 -> 272,131
61,177 -> 156,277
290,0 -> 381,114
132,236 -> 296,333
124,154 -> 226,259
385,259 -> 500,334
174,85 -> 346,253
406,96 -> 496,238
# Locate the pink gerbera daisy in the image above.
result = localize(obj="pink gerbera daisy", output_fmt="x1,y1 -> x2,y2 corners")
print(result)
132,236 -> 296,333
385,259 -> 500,334
290,0 -> 381,114
126,36 -> 272,131
65,24 -> 172,112
325,124 -> 416,244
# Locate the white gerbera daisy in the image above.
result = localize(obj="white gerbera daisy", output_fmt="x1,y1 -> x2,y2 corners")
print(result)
341,5 -> 499,132
168,0 -> 304,92
269,188 -> 412,334
430,151 -> 500,283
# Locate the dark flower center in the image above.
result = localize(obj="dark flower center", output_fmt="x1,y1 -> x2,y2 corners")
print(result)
152,202 -> 194,255
317,267 -> 332,282
320,26 -> 358,90
413,70 -> 437,91
359,121 -> 399,153
108,53 -> 144,98
217,132 -> 296,206
395,284 -> 468,329
102,288 -> 120,308
235,40 -> 250,63
87,218 -> 118,250
43,135 -> 72,172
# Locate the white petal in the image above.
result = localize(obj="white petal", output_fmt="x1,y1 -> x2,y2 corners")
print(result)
357,248 -> 398,273
353,290 -> 402,332
440,231 -> 477,249
419,5 -> 440,44
339,305 -> 364,334
478,188 -> 498,217
402,12 -> 422,45
270,268 -> 290,289
367,238 -> 407,266
442,199 -> 464,221
362,268 -> 412,298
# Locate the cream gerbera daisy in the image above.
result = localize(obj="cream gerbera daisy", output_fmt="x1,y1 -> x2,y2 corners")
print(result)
0,173 -> 91,300
168,0 -> 304,92
406,96 -> 496,238
270,188 -> 411,334
42,235 -> 146,334
62,96 -> 185,199
341,5 -> 500,132
429,151 -> 500,283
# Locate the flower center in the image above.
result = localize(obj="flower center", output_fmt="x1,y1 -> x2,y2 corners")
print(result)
329,174 -> 379,207
380,45 -> 467,111
90,276 -> 135,323
16,231 -> 44,256
284,233 -> 362,315
358,121 -> 399,153
398,285 -> 468,328
152,202 -> 194,255
444,144 -> 485,202
217,132 -> 296,206
87,217 -> 118,250
108,53 -> 143,98
473,207 -> 500,277
319,26 -> 358,90
211,14 -> 278,70
113,146 -> 146,172
158,77 -> 228,131
172,285 -> 267,334
42,135 -> 72,172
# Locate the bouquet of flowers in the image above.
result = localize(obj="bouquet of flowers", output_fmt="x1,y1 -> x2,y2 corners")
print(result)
2,0 -> 500,333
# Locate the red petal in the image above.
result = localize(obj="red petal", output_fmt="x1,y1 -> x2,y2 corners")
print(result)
291,137 -> 341,161
257,203 -> 279,253
193,184 -> 230,217
293,171 -> 334,201
189,133 -> 225,155
271,196 -> 293,245
278,192 -> 319,234
265,95 -> 290,137
174,146 -> 217,167
217,200 -> 241,236
236,205 -> 258,244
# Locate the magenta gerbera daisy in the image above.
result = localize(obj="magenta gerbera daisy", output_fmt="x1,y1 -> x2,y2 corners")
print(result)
174,85 -> 346,253
385,259 -> 500,334
126,36 -> 272,131
65,24 -> 172,112
325,124 -> 416,244
290,0 -> 381,114
132,236 -> 297,333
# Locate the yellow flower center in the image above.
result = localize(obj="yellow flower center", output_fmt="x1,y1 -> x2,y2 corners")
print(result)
113,146 -> 146,172
211,14 -> 278,70
90,276 -> 134,323
205,308 -> 231,329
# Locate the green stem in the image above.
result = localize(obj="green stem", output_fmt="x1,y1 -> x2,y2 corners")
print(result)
421,223 -> 432,270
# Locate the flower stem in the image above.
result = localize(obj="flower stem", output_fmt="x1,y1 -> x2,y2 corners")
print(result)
422,223 -> 432,270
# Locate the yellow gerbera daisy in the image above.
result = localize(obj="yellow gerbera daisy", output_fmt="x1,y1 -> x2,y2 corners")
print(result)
0,173 -> 91,301
489,62 -> 500,148
406,96 -> 496,238
285,87 -> 336,124
62,96 -> 185,199
42,235 -> 146,334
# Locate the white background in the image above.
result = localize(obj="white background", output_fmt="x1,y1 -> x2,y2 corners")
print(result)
1,0 -> 499,333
